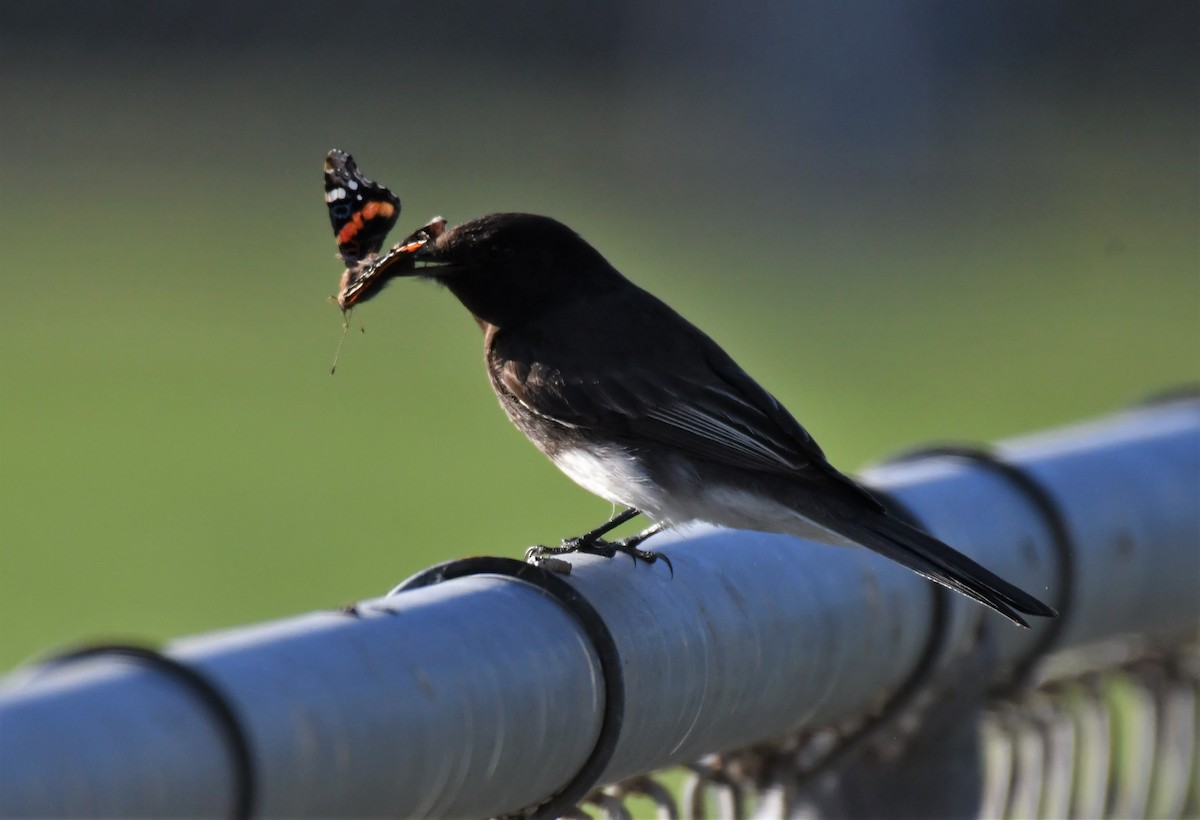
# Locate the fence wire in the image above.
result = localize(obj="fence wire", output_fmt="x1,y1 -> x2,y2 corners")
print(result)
574,644 -> 1200,819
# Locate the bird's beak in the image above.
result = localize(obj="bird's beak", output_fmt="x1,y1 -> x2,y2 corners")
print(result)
411,218 -> 461,276
408,216 -> 448,259
411,241 -> 444,267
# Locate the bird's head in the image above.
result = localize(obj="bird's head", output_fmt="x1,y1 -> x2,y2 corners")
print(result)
411,213 -> 627,328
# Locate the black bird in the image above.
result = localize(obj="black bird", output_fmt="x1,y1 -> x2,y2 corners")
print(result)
398,213 -> 1055,627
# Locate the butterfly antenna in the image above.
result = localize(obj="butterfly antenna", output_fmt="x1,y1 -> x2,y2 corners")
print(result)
330,310 -> 352,375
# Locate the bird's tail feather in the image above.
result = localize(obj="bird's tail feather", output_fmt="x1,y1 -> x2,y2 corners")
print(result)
838,513 -> 1057,628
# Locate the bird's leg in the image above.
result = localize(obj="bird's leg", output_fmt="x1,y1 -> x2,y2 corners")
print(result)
526,510 -> 671,573
525,507 -> 641,561
567,506 -> 644,548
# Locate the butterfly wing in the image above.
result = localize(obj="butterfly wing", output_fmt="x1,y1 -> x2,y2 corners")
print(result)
324,149 -> 400,266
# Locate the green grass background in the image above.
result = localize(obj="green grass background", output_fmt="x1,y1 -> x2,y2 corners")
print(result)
1,33 -> 1196,671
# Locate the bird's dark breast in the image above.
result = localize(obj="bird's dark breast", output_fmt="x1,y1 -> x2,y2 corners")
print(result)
489,368 -> 581,459
484,328 -> 586,460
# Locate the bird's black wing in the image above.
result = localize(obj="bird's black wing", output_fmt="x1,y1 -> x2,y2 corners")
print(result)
491,292 -> 883,509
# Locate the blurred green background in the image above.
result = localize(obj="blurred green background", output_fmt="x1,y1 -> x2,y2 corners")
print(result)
1,2 -> 1196,670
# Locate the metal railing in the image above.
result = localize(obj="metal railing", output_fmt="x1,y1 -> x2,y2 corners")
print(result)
1,394 -> 1196,818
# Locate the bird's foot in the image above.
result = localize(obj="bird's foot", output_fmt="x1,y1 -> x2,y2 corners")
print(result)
525,531 -> 672,577
525,535 -> 617,562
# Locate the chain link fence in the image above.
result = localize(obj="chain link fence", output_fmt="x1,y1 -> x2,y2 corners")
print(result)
578,643 -> 1199,818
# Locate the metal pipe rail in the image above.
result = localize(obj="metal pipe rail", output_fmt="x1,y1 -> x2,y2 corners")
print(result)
1,397 -> 1197,818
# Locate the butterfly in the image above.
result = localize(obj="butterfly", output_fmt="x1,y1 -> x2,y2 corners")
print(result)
325,149 -> 446,312
324,150 -> 447,372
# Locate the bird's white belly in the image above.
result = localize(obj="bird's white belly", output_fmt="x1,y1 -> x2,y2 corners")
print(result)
552,447 -> 857,547
553,448 -> 665,512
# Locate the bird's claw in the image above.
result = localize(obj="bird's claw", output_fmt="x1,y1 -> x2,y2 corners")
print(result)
617,541 -> 673,578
